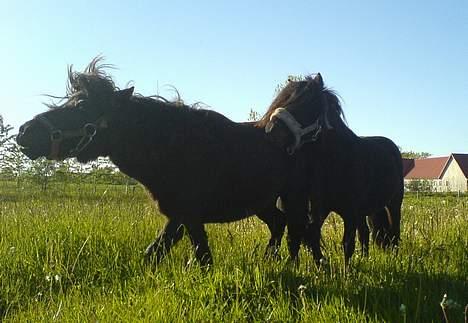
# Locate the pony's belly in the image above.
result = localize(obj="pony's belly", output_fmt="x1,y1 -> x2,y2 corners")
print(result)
158,197 -> 258,224
202,208 -> 255,223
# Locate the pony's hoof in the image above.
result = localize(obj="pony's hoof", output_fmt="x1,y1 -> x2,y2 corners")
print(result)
143,249 -> 155,264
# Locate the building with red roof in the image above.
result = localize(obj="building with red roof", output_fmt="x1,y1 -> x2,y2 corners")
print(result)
403,153 -> 468,192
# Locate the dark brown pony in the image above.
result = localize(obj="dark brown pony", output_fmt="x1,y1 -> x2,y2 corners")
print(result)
258,74 -> 403,266
16,58 -> 310,266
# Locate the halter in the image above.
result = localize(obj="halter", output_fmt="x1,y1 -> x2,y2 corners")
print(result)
266,92 -> 333,155
266,108 -> 323,155
34,114 -> 107,160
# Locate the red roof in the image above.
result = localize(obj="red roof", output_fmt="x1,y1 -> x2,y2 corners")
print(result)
403,153 -> 468,180
404,156 -> 450,179
451,153 -> 468,178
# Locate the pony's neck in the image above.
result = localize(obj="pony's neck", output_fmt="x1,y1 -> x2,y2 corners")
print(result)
106,101 -> 169,181
323,99 -> 357,138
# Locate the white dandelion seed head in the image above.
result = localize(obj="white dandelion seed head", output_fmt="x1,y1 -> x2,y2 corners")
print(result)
399,304 -> 406,313
298,285 -> 307,292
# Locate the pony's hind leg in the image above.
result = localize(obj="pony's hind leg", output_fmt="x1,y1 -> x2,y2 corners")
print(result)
387,196 -> 403,248
144,219 -> 185,264
357,216 -> 370,257
185,222 -> 213,267
256,204 -> 286,258
342,216 -> 357,268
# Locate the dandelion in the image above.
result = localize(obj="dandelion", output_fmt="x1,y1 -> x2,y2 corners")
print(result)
440,293 -> 449,323
45,275 -> 51,282
399,304 -> 406,314
35,292 -> 43,302
440,293 -> 448,307
298,284 -> 307,298
440,293 -> 461,310
400,304 -> 407,323
54,274 -> 61,282
298,285 -> 307,310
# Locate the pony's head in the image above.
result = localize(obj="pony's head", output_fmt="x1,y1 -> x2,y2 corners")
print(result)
16,58 -> 134,162
368,207 -> 400,249
258,74 -> 343,154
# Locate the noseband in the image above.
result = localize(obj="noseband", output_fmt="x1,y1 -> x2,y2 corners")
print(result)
266,108 -> 323,155
34,114 -> 107,160
266,92 -> 333,155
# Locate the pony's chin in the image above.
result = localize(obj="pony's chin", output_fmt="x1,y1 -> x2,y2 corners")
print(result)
20,147 -> 43,160
76,153 -> 100,163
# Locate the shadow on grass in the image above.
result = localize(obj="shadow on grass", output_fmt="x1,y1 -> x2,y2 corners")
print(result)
2,256 -> 466,322
258,265 -> 467,322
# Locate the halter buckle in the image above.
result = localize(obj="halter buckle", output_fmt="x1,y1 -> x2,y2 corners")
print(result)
51,130 -> 63,142
83,123 -> 97,137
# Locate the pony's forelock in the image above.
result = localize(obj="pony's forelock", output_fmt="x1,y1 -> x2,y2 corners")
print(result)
257,75 -> 346,128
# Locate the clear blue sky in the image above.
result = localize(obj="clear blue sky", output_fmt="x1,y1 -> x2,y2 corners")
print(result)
1,0 -> 467,156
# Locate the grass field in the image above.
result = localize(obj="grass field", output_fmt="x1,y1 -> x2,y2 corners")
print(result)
1,181 -> 467,322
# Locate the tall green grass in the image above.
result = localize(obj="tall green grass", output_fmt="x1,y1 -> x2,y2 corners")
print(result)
1,182 -> 467,322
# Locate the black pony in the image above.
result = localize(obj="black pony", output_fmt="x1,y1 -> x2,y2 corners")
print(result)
16,59 -> 310,266
258,74 -> 403,265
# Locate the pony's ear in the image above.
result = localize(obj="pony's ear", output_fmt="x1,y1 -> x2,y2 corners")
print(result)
107,87 -> 133,111
114,87 -> 134,103
314,73 -> 324,88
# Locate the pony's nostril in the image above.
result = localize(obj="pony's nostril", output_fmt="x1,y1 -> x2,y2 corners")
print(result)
16,124 -> 30,145
16,133 -> 23,145
18,125 -> 25,134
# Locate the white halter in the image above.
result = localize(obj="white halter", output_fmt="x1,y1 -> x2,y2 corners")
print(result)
268,108 -> 323,154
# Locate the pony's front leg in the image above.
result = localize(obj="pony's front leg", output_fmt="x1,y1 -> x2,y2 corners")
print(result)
357,216 -> 370,257
342,216 -> 357,268
185,222 -> 213,267
256,204 -> 286,259
144,219 -> 185,264
281,192 -> 309,263
304,206 -> 326,266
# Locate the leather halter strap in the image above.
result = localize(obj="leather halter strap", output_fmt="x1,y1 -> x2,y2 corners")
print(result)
266,91 -> 334,155
34,114 -> 105,160
268,108 -> 322,155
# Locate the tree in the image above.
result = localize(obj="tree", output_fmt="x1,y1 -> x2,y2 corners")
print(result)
274,74 -> 305,94
0,115 -> 14,147
0,115 -> 29,184
401,150 -> 431,159
405,179 -> 433,193
248,109 -> 261,122
26,158 -> 58,190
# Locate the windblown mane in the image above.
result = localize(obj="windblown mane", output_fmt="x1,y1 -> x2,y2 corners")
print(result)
46,57 -> 187,110
256,75 -> 346,128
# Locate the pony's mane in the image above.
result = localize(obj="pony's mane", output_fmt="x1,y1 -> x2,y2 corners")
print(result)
257,75 -> 345,128
45,57 -> 193,110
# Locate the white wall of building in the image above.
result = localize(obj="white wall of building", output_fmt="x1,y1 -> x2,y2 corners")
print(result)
441,158 -> 468,192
